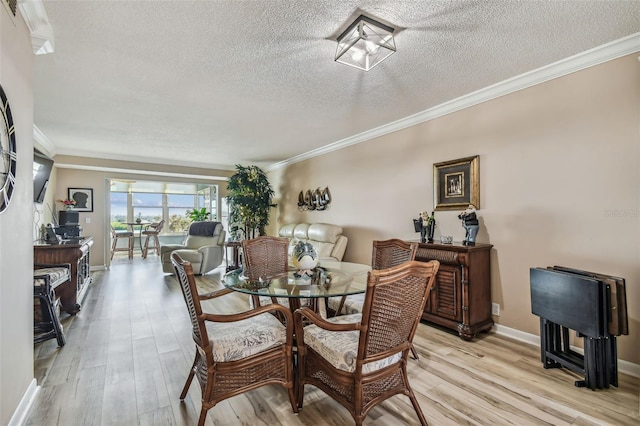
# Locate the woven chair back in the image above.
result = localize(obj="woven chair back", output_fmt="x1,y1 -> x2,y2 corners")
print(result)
150,219 -> 165,233
371,239 -> 418,270
242,236 -> 289,281
171,252 -> 209,349
359,260 -> 439,360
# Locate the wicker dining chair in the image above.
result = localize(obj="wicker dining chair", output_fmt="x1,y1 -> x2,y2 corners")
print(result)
242,236 -> 319,315
332,239 -> 418,315
294,260 -> 440,426
241,236 -> 297,311
241,236 -> 289,281
329,239 -> 421,358
171,252 -> 297,426
141,219 -> 164,258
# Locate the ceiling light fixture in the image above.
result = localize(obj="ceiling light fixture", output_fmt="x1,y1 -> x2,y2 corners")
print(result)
335,15 -> 396,71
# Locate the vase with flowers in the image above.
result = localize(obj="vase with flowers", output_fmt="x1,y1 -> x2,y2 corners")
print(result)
57,198 -> 76,211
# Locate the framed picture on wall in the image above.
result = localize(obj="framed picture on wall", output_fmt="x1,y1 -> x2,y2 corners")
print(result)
68,188 -> 93,212
433,155 -> 479,211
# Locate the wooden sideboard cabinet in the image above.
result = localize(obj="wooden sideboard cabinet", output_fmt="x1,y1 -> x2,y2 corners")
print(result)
34,237 -> 93,315
415,241 -> 493,340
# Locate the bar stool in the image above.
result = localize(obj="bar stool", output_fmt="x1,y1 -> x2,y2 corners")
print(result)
110,226 -> 134,259
33,263 -> 71,347
142,220 -> 164,259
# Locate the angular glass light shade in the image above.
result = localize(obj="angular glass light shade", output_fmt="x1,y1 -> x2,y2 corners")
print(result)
335,15 -> 396,71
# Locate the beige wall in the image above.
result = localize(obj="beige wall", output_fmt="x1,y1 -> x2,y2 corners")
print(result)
269,54 -> 639,365
0,6 -> 36,424
51,156 -> 232,266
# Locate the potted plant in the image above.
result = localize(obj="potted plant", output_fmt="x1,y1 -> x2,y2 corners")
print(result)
187,207 -> 211,222
226,165 -> 275,240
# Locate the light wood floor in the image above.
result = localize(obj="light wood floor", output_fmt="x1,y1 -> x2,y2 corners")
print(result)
28,255 -> 639,425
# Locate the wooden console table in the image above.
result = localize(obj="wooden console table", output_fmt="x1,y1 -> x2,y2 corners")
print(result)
34,237 -> 93,315
414,241 -> 493,340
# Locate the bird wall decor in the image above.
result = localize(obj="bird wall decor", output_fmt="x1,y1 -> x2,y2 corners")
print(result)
298,187 -> 331,211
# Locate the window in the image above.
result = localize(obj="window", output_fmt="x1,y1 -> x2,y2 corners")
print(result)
109,179 -> 218,234
110,192 -> 128,231
132,193 -> 162,224
168,194 -> 194,232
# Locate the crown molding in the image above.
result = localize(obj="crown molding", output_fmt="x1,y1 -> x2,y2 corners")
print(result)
54,163 -> 229,182
18,0 -> 55,55
268,32 -> 640,171
53,146 -> 237,172
33,124 -> 55,156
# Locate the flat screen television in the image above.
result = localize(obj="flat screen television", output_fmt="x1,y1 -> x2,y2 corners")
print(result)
33,149 -> 54,204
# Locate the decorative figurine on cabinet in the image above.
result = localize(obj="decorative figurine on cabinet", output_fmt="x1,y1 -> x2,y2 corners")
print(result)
458,204 -> 479,245
413,211 -> 435,243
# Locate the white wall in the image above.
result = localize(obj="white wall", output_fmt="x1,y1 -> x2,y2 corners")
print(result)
0,5 -> 37,424
269,54 -> 640,365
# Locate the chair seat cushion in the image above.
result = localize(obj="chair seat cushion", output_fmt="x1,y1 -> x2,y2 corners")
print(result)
303,313 -> 401,373
205,312 -> 287,362
172,249 -> 203,264
34,267 -> 70,288
327,293 -> 364,316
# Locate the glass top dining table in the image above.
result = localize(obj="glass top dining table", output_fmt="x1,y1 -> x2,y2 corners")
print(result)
222,261 -> 371,314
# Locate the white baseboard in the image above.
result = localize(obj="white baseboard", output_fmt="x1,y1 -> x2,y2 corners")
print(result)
8,379 -> 39,426
493,324 -> 640,379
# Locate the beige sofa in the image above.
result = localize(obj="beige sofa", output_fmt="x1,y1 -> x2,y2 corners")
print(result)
278,223 -> 347,262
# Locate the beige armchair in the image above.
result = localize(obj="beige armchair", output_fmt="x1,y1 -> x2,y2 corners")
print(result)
161,221 -> 225,275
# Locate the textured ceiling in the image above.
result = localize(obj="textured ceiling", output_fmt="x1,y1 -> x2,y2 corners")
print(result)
33,1 -> 640,170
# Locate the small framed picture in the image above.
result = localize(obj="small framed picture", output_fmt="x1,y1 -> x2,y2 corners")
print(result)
433,155 -> 479,211
68,188 -> 93,212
